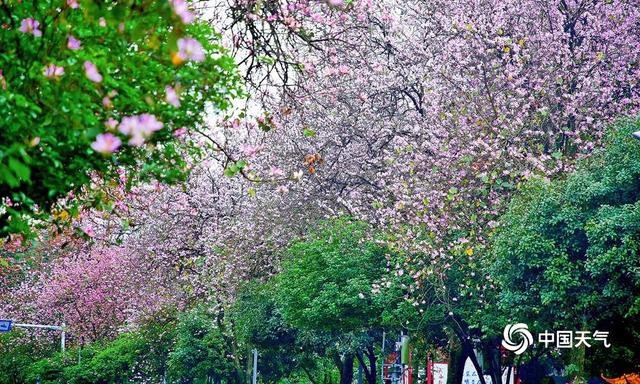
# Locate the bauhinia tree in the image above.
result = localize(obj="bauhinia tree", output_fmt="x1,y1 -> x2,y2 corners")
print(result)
210,1 -> 640,382
0,0 -> 241,237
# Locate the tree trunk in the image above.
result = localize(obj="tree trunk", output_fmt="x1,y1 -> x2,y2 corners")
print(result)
450,316 -> 488,384
483,337 -> 502,384
338,353 -> 355,384
355,344 -> 378,384
452,345 -> 466,384
366,344 -> 377,384
245,347 -> 253,384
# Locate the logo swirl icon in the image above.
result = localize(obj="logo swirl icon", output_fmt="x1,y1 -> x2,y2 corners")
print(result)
502,323 -> 533,355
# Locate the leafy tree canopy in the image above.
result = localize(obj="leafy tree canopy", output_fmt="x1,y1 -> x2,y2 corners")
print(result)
492,119 -> 640,373
0,0 -> 241,237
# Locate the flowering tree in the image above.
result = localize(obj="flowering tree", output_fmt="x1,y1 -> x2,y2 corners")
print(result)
0,0 -> 241,237
1,237 -> 180,342
203,1 -> 640,382
2,1 -> 640,381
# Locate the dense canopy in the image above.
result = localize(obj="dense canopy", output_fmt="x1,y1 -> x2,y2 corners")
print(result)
1,0 -> 639,383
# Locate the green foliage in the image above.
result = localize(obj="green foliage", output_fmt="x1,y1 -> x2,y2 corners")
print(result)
1,320 -> 175,384
167,306 -> 236,383
272,218 -> 401,384
0,332 -> 55,384
20,335 -> 146,384
26,334 -> 148,384
232,281 -> 345,384
492,119 -> 640,372
0,1 -> 242,237
276,218 -> 388,332
232,282 -> 301,381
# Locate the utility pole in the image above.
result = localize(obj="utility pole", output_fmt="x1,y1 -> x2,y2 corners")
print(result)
252,349 -> 258,384
381,330 -> 386,384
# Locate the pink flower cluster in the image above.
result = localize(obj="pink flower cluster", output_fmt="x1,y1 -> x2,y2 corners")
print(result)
19,18 -> 41,37
84,61 -> 102,83
171,0 -> 195,24
166,85 -> 180,107
176,38 -> 205,62
91,133 -> 121,155
67,35 -> 81,50
90,114 -> 164,154
43,64 -> 64,79
118,114 -> 164,146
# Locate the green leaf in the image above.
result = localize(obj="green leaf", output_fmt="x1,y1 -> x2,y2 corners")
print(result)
303,128 -> 316,138
8,157 -> 31,181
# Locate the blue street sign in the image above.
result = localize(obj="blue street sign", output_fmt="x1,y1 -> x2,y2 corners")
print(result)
0,319 -> 12,332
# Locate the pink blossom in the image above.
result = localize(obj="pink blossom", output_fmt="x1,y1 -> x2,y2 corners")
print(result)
240,144 -> 263,158
303,60 -> 316,74
83,61 -> 103,83
177,38 -> 205,62
67,0 -> 79,9
43,64 -> 64,79
102,96 -> 113,108
19,18 -> 42,37
165,86 -> 180,107
269,167 -> 286,177
118,114 -> 164,146
139,113 -> 163,134
171,0 -> 195,24
118,116 -> 140,136
91,133 -> 121,154
81,226 -> 95,237
173,127 -> 188,138
67,35 -> 81,50
327,0 -> 345,7
98,17 -> 107,27
104,118 -> 118,130
276,185 -> 289,194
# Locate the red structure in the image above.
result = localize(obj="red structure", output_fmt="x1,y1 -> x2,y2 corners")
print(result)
382,351 -> 412,384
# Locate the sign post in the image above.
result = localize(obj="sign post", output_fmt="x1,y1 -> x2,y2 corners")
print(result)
2,321 -> 66,352
0,319 -> 13,332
